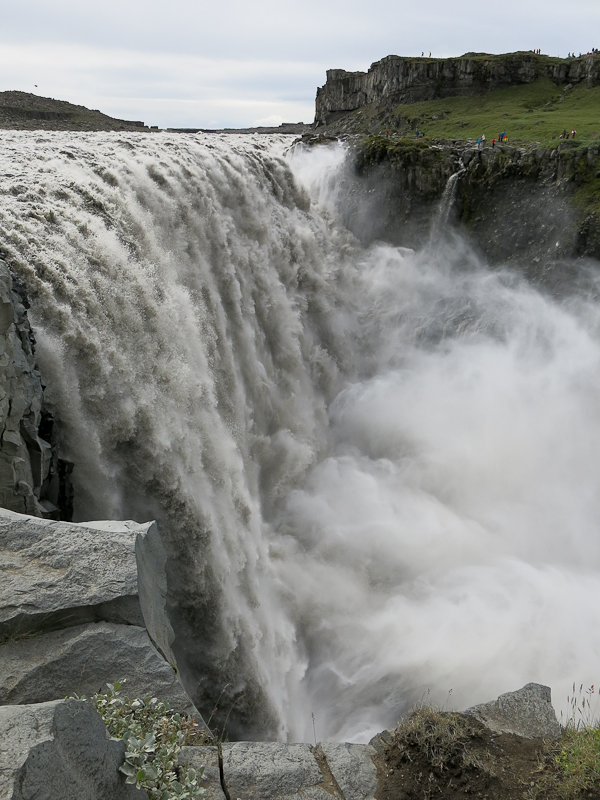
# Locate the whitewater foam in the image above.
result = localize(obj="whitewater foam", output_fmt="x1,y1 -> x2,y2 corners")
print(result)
1,131 -> 599,742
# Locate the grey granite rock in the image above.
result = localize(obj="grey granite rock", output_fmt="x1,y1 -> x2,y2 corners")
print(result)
0,698 -> 146,799
178,747 -> 226,800
319,743 -> 378,800
221,742 -> 334,800
0,509 -> 147,639
0,621 -> 201,720
464,682 -> 561,739
135,520 -> 176,665
368,728 -> 393,755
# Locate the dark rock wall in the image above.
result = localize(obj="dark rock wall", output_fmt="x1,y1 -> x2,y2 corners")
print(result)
340,139 -> 600,282
0,259 -> 71,518
315,53 -> 600,125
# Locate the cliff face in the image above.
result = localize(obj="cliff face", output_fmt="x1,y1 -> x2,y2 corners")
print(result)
0,259 -> 71,518
333,137 -> 600,281
315,52 -> 600,125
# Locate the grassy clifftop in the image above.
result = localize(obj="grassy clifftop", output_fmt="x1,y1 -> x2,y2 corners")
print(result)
322,77 -> 600,148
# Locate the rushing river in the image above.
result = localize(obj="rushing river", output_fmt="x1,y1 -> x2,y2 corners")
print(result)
1,131 -> 600,742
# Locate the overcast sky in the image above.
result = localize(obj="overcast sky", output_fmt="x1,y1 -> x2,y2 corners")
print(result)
2,0 -> 599,129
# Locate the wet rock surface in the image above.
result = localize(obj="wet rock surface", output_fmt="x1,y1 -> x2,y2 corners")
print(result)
0,261 -> 64,518
315,137 -> 600,271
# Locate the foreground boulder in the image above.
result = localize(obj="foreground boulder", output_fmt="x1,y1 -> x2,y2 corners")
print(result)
0,510 -> 147,640
0,698 -> 146,799
221,742 -> 332,800
319,743 -> 378,800
0,621 -> 200,719
0,507 -> 207,728
465,682 -> 561,739
178,741 -> 379,800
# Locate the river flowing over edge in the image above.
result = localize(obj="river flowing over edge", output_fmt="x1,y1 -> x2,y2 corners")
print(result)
1,131 -> 600,743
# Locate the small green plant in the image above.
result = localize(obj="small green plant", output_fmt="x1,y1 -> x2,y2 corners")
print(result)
75,680 -> 212,799
545,684 -> 600,798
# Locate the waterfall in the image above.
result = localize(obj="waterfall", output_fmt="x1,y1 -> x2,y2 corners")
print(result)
430,162 -> 465,240
2,132 -> 600,744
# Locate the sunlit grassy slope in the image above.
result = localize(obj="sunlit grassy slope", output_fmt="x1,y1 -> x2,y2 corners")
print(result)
352,78 -> 600,147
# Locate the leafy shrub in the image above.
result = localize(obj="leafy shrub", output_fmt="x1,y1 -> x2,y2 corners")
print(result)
75,680 -> 213,799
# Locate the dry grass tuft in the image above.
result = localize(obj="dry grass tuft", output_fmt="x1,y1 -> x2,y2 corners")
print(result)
392,704 -> 489,775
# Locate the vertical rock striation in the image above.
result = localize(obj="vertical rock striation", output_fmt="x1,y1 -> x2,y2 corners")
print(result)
0,260 -> 55,517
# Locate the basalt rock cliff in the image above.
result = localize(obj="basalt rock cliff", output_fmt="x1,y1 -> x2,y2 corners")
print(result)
0,260 -> 72,518
321,135 -> 600,289
315,51 -> 600,126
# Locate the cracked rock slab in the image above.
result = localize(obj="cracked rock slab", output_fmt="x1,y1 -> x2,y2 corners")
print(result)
464,682 -> 561,739
221,742 -> 335,800
0,698 -> 146,799
0,508 -> 149,639
319,743 -> 378,800
178,746 -> 226,800
0,621 -> 201,721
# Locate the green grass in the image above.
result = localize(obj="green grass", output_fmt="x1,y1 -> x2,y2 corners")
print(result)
535,685 -> 600,799
345,77 -> 600,147
551,727 -> 600,797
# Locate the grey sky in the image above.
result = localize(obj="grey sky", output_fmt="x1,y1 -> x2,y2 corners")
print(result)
2,0 -> 599,128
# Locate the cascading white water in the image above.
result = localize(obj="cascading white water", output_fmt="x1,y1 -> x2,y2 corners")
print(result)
2,131 -> 600,743
430,161 -> 465,238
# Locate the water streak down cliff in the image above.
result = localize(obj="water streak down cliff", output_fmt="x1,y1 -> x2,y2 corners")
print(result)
315,52 -> 600,125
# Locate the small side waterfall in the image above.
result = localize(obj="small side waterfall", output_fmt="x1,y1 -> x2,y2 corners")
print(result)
430,161 -> 465,241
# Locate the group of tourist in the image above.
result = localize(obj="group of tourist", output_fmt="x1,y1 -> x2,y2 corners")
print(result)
559,129 -> 577,139
476,131 -> 508,149
567,49 -> 598,57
